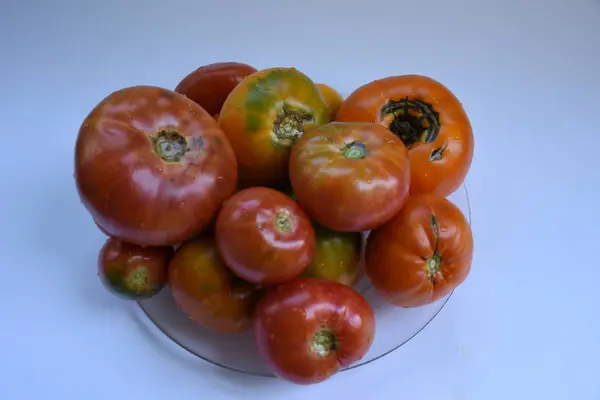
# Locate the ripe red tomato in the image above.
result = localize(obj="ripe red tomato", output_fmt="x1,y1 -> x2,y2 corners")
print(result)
98,238 -> 173,300
219,67 -> 329,188
215,187 -> 315,285
365,193 -> 473,307
301,224 -> 361,286
175,62 -> 257,116
336,75 -> 474,197
254,278 -> 375,384
75,85 -> 238,246
289,122 -> 411,232
169,235 -> 263,333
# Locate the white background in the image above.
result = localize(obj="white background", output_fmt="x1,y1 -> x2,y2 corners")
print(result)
1,0 -> 599,398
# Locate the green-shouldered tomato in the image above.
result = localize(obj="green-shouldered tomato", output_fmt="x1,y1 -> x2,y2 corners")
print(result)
218,67 -> 329,188
98,238 -> 173,300
301,224 -> 361,286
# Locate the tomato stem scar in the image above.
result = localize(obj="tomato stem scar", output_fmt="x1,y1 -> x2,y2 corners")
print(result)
272,106 -> 311,147
427,214 -> 442,281
128,267 -> 150,292
310,330 -> 336,357
151,129 -> 189,163
342,141 -> 367,159
380,97 -> 440,148
274,210 -> 293,233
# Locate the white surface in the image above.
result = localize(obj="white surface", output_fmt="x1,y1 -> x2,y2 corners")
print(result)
1,0 -> 599,398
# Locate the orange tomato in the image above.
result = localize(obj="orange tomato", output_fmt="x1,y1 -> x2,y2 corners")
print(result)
365,193 -> 473,307
336,75 -> 473,197
316,83 -> 344,121
219,67 -> 329,188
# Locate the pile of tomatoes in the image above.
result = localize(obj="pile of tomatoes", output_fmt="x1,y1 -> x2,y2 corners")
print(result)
74,62 -> 474,385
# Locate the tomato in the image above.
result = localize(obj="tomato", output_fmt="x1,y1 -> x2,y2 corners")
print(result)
365,193 -> 473,307
215,187 -> 315,285
168,235 -> 263,333
174,62 -> 257,116
301,224 -> 361,286
254,278 -> 375,384
75,85 -> 238,246
316,83 -> 344,121
98,238 -> 173,300
213,113 -> 220,121
219,67 -> 329,188
336,75 -> 474,197
289,122 -> 411,232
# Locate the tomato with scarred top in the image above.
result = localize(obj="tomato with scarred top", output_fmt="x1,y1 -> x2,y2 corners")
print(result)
254,278 -> 375,385
169,235 -> 263,333
219,67 -> 329,188
98,238 -> 173,300
215,187 -> 315,285
75,85 -> 238,246
365,193 -> 473,307
289,121 -> 411,232
336,75 -> 473,197
175,62 -> 257,116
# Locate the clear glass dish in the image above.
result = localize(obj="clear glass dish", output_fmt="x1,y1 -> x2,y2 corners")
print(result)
137,184 -> 471,377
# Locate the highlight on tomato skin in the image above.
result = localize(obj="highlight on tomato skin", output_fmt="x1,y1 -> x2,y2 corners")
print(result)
175,61 -> 257,116
289,121 -> 411,232
215,187 -> 315,285
74,85 -> 238,247
98,238 -> 174,300
168,235 -> 263,333
218,67 -> 330,188
253,278 -> 375,385
365,193 -> 473,308
336,74 -> 474,198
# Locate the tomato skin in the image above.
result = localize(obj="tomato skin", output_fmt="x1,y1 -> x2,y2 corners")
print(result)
365,193 -> 473,307
175,62 -> 257,116
301,224 -> 361,286
316,83 -> 344,121
336,75 -> 474,197
168,235 -> 263,333
219,67 -> 329,188
215,187 -> 314,284
98,238 -> 173,300
254,278 -> 375,385
216,187 -> 315,285
75,86 -> 238,246
289,122 -> 411,232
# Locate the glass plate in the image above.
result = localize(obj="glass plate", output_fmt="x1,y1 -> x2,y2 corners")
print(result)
137,184 -> 471,377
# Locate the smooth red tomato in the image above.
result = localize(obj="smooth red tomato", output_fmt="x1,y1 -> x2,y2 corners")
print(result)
254,278 -> 375,384
219,67 -> 329,188
98,238 -> 173,300
215,187 -> 315,285
365,193 -> 473,307
75,85 -> 238,246
175,62 -> 257,116
169,235 -> 263,333
336,75 -> 474,197
301,224 -> 362,286
289,122 -> 411,232
316,83 -> 344,121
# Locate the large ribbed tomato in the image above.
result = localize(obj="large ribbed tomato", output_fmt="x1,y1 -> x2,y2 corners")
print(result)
336,75 -> 474,197
365,193 -> 473,307
75,86 -> 238,246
